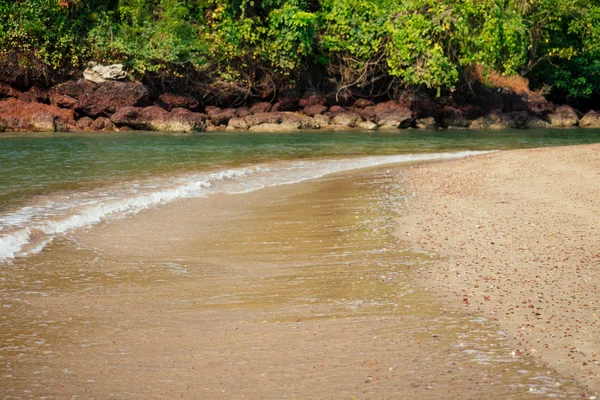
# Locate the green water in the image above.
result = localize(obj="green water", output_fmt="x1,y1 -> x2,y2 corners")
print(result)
2,128 -> 600,211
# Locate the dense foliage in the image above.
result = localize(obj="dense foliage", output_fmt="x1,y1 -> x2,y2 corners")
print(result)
1,0 -> 600,101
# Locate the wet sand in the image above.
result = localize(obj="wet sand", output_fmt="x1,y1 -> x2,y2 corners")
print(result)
0,162 -> 591,399
397,144 -> 600,396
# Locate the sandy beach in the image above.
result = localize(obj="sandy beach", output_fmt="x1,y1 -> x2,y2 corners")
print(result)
2,161 -> 591,399
397,143 -> 600,395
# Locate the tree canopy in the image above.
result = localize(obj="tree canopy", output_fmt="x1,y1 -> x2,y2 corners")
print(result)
2,0 -> 600,102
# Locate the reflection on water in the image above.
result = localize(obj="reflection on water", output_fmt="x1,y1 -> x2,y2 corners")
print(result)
0,166 -> 587,399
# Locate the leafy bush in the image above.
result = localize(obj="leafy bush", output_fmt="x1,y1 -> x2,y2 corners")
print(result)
2,0 -> 600,101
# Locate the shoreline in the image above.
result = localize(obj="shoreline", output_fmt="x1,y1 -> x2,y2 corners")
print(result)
0,165 -> 589,399
3,78 -> 600,133
396,143 -> 600,395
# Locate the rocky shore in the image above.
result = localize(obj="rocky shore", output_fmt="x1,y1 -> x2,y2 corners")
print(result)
2,78 -> 600,133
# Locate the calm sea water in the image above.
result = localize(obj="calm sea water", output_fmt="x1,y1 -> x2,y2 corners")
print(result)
1,128 -> 600,262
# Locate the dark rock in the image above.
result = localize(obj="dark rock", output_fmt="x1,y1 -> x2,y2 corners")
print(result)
398,92 -> 441,118
236,107 -> 250,118
329,105 -> 346,115
110,106 -> 205,132
469,111 -> 548,130
360,106 -> 377,122
89,117 -> 115,131
441,107 -> 471,128
272,87 -> 300,111
332,112 -> 359,127
375,101 -> 412,128
49,94 -> 77,109
547,105 -> 579,128
325,90 -> 353,107
249,102 -> 272,114
0,99 -> 75,132
77,81 -> 151,117
523,92 -> 553,116
18,87 -> 49,104
205,106 -> 236,126
579,110 -> 600,128
272,101 -> 296,112
470,113 -> 514,130
302,105 -> 327,117
156,93 -> 199,111
299,95 -> 326,108
0,83 -> 20,99
526,116 -> 550,128
53,79 -> 96,99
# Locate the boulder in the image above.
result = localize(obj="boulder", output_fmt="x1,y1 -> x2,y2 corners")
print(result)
75,117 -> 93,131
242,112 -> 315,130
0,98 -> 75,132
18,87 -> 49,103
249,102 -> 272,114
524,116 -> 550,128
233,107 -> 248,118
547,105 -> 579,128
205,106 -> 236,126
328,105 -> 346,115
244,112 -> 282,128
49,94 -> 77,109
77,81 -> 151,117
53,79 -> 96,99
332,112 -> 359,127
302,105 -> 327,117
441,107 -> 471,128
298,94 -> 326,108
416,117 -> 437,129
375,101 -> 412,128
314,114 -> 331,128
83,62 -> 127,84
280,112 -> 316,129
357,120 -> 378,130
0,83 -> 20,99
579,110 -> 600,128
227,117 -> 250,130
470,113 -> 514,130
110,106 -> 206,132
156,93 -> 199,111
360,106 -> 377,122
249,123 -> 297,132
90,117 -> 116,132
469,111 -> 549,130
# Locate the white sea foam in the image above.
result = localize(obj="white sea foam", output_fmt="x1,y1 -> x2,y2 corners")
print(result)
0,151 -> 493,263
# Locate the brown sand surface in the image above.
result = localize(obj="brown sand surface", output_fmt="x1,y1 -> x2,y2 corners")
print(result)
0,163 -> 592,399
397,143 -> 600,396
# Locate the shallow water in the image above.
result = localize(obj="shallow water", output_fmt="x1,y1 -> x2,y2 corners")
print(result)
0,166 -> 588,398
2,128 -> 600,265
1,130 -> 599,398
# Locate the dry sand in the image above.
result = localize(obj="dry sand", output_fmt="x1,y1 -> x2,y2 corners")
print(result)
397,143 -> 600,395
